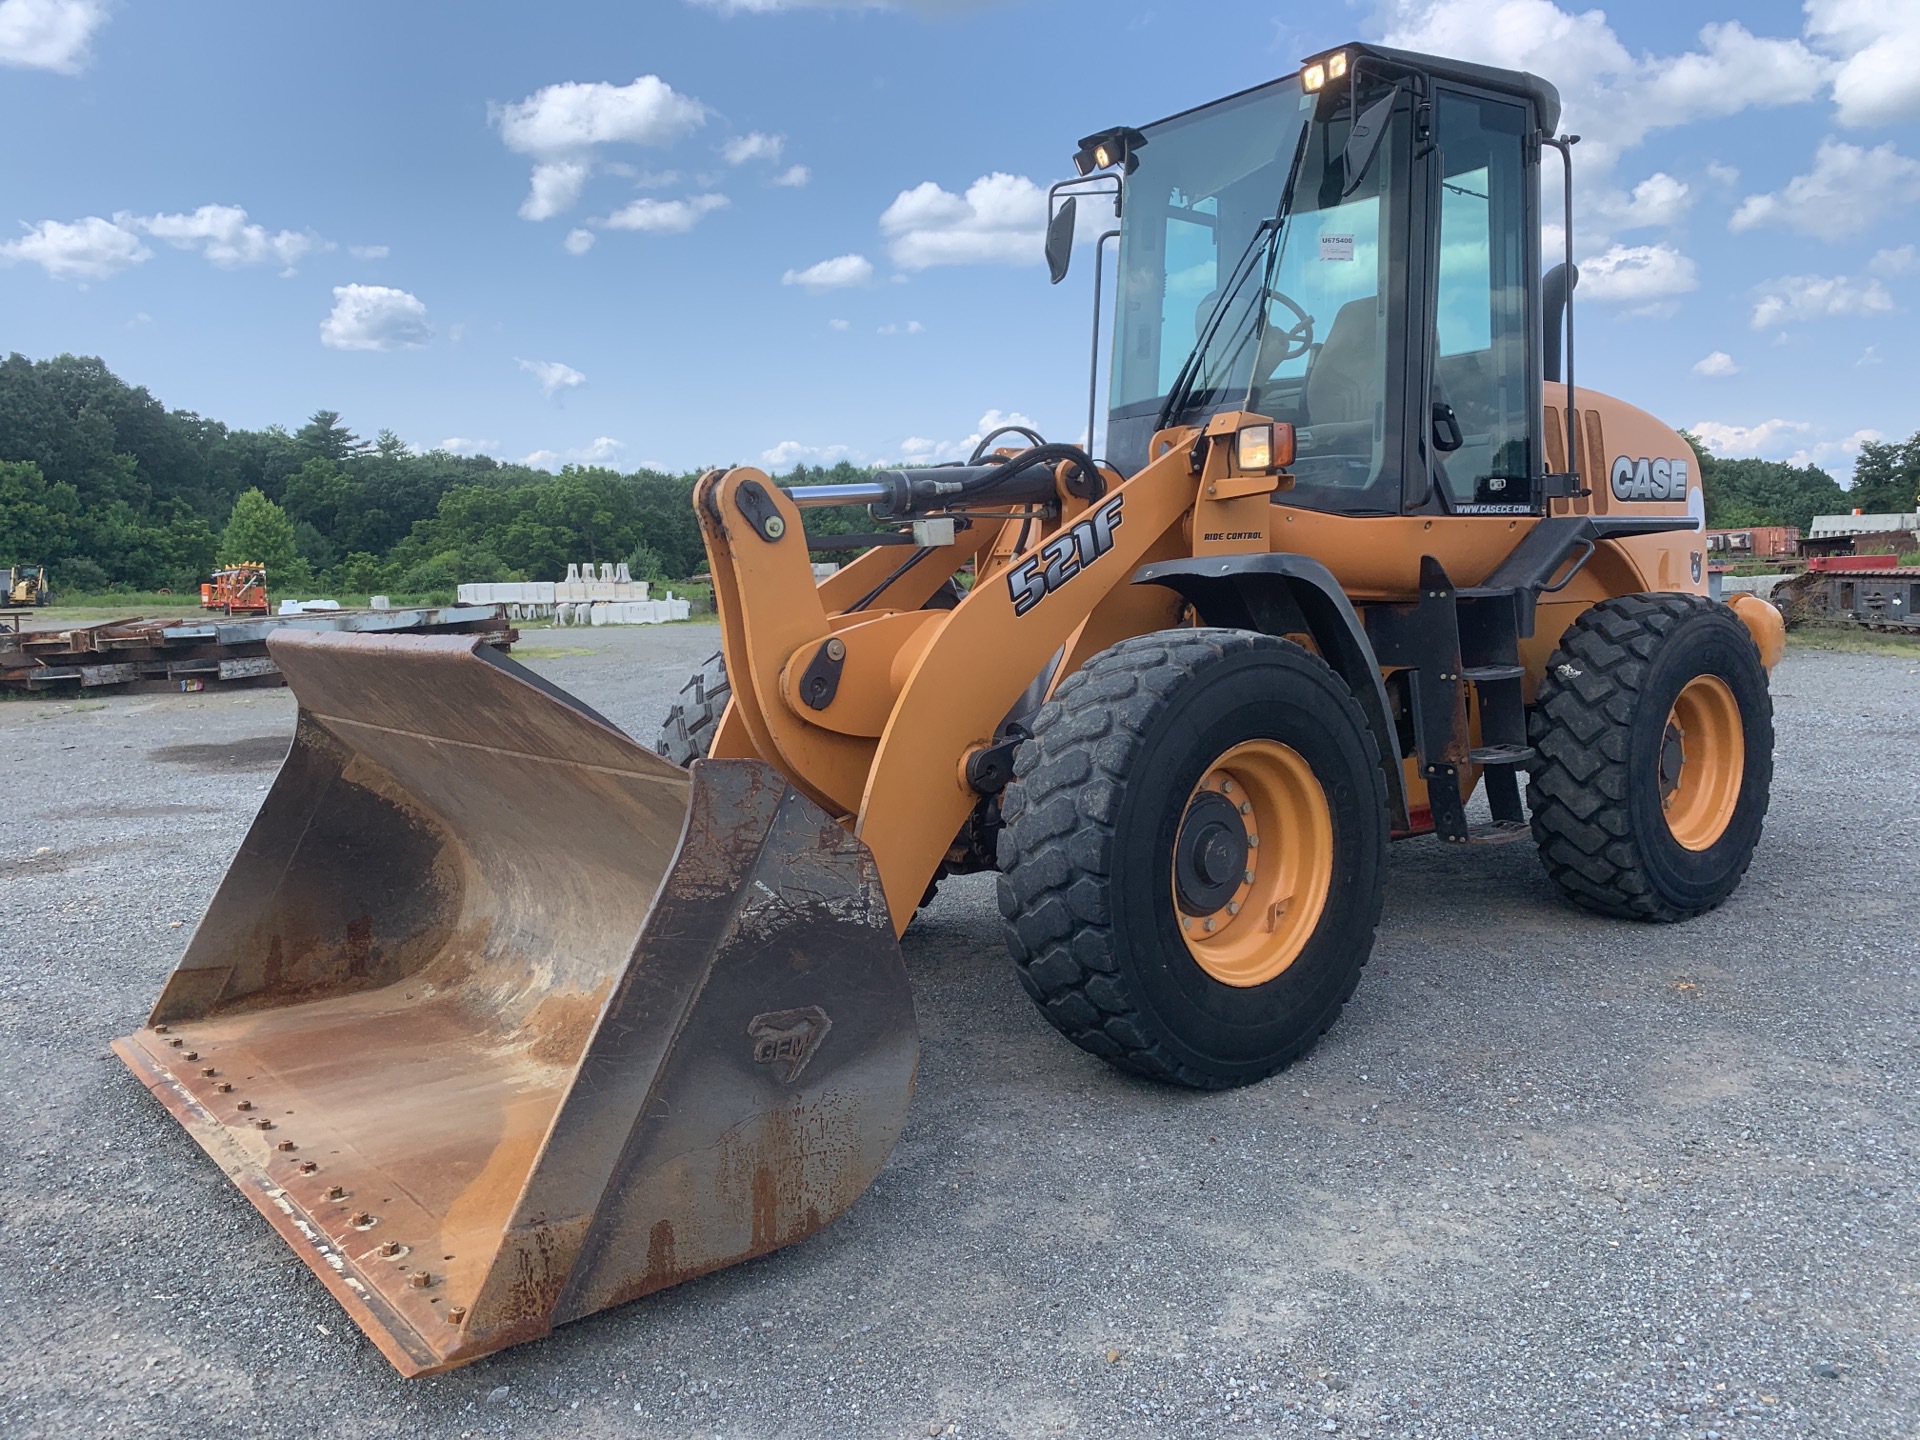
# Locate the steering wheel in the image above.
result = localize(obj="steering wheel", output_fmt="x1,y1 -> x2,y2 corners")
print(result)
1259,287 -> 1314,363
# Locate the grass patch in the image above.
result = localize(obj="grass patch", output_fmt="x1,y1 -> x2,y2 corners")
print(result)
1787,623 -> 1920,656
510,645 -> 594,660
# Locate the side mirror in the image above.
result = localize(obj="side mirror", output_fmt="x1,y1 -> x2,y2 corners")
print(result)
1342,87 -> 1399,198
1045,196 -> 1077,285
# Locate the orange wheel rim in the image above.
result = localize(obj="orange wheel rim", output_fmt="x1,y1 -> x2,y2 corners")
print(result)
1660,675 -> 1744,851
1172,739 -> 1333,987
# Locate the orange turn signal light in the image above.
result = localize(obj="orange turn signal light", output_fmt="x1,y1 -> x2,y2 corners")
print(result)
1234,422 -> 1294,472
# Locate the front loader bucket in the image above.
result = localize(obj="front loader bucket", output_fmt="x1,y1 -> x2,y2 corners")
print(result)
112,629 -> 917,1376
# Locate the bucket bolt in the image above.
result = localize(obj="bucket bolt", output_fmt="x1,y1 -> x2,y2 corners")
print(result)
215,1082 -> 232,1093
377,1240 -> 401,1258
276,1140 -> 296,1152
447,1307 -> 467,1326
297,1160 -> 318,1174
182,1051 -> 199,1061
324,1185 -> 346,1201
168,1038 -> 183,1048
199,1067 -> 217,1078
408,1271 -> 434,1289
252,1118 -> 274,1130
153,1025 -> 169,1035
349,1212 -> 374,1228
235,1100 -> 253,1112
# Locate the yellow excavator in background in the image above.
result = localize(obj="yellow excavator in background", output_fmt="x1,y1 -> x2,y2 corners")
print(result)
116,41 -> 1783,1376
5,564 -> 51,606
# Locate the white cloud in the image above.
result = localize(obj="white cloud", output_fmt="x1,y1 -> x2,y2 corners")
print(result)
572,436 -> 624,464
880,172 -> 1046,269
1376,3 -> 1828,177
599,193 -> 729,233
521,160 -> 591,221
1730,138 -> 1920,235
0,215 -> 148,281
564,227 -> 596,255
319,284 -> 432,351
721,131 -> 783,165
518,358 -> 587,395
1750,272 -> 1895,328
519,436 -> 627,471
1692,351 -> 1740,377
760,440 -> 853,470
782,253 -> 873,290
492,76 -> 707,221
1591,172 -> 1692,231
828,317 -> 849,330
440,437 -> 500,456
1805,0 -> 1920,127
1691,418 -> 1812,457
136,205 -> 317,271
1870,245 -> 1918,276
494,76 -> 707,157
772,164 -> 811,188
893,408 -> 1038,465
349,244 -> 389,260
0,0 -> 105,73
877,320 -> 925,335
1575,243 -> 1698,313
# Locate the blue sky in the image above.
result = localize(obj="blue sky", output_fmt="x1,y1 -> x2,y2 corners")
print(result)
2,0 -> 1915,480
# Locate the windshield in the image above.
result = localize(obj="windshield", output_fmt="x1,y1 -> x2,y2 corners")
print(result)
1110,79 -> 1310,415
1110,74 -> 1406,510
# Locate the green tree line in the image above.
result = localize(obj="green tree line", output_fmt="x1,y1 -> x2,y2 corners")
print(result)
2,352 -> 1915,596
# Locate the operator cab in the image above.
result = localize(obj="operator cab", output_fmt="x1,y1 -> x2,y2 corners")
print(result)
1091,44 -> 1560,519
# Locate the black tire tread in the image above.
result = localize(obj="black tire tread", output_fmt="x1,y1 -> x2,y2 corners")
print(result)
1527,593 -> 1771,922
995,629 -> 1380,1089
655,651 -> 730,765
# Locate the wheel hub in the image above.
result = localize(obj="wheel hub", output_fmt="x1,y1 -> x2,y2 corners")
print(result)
1174,791 -> 1249,916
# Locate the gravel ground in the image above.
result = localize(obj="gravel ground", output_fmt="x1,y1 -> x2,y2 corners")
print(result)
1,624 -> 1915,1440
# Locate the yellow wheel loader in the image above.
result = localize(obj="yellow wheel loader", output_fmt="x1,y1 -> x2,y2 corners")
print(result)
116,41 -> 1784,1375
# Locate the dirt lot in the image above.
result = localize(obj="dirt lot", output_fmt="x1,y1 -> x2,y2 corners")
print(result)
1,624 -> 1915,1440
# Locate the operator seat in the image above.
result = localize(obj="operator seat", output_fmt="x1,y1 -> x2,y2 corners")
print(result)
1303,296 -> 1379,450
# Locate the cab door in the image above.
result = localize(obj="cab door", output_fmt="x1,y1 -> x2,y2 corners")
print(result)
1419,86 -> 1541,515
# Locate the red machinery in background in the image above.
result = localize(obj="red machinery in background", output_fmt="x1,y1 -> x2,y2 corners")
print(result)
201,563 -> 269,615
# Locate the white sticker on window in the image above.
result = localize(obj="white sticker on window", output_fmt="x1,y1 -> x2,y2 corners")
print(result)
1319,233 -> 1354,261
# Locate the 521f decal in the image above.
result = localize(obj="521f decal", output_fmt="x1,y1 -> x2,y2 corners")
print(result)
1005,495 -> 1125,617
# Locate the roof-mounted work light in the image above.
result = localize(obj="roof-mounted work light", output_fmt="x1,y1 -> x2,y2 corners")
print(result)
1301,48 -> 1349,92
1072,126 -> 1145,177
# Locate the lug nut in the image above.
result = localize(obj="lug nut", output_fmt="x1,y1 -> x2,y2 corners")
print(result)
1238,802 -> 1251,815
1243,870 -> 1255,884
408,1271 -> 433,1289
378,1240 -> 400,1257
1227,901 -> 1241,916
1204,917 -> 1216,932
298,1161 -> 318,1174
324,1185 -> 345,1201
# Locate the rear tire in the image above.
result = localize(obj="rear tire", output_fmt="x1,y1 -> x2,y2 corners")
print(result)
1527,594 -> 1773,922
995,629 -> 1388,1089
655,651 -> 730,765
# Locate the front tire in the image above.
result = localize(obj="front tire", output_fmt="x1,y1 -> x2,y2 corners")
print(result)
995,629 -> 1388,1090
655,651 -> 730,765
1528,594 -> 1773,922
